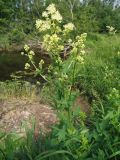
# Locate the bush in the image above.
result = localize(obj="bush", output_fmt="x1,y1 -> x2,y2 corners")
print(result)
8,29 -> 25,43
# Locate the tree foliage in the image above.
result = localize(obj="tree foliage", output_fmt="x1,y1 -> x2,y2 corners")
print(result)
0,0 -> 120,36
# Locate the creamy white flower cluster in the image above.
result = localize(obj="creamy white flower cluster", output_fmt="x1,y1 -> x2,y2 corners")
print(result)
36,19 -> 51,32
36,3 -> 76,34
23,45 -> 35,60
35,4 -> 76,56
64,23 -> 75,32
104,66 -> 114,80
70,33 -> 87,64
22,44 -> 36,70
23,44 -> 45,73
106,26 -> 117,34
45,4 -> 62,22
36,4 -> 63,32
25,63 -> 30,70
43,34 -> 64,54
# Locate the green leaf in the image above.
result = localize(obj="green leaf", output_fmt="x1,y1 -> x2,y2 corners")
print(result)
109,150 -> 120,159
35,150 -> 75,160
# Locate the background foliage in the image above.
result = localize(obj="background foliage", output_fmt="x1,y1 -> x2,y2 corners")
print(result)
0,0 -> 120,45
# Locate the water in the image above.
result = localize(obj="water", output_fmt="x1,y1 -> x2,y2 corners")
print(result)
0,51 -> 49,81
0,53 -> 27,80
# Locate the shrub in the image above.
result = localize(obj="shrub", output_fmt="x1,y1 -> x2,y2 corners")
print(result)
8,29 -> 25,43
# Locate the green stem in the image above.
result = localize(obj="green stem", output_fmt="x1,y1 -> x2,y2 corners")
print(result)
67,60 -> 77,124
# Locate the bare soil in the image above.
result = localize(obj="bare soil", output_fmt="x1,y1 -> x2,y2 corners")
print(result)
0,96 -> 90,135
0,99 -> 57,134
74,96 -> 90,114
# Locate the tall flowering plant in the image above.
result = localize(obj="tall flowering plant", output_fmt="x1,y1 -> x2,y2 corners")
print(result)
22,4 -> 89,156
22,3 -> 87,110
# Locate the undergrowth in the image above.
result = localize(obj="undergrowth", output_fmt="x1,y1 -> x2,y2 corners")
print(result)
0,81 -> 38,100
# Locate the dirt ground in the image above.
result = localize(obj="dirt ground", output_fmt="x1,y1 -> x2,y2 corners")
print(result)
0,99 -> 57,134
0,96 -> 90,135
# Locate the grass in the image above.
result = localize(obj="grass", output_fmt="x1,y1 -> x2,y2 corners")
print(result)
0,80 -> 53,105
77,33 -> 120,100
0,81 -> 38,100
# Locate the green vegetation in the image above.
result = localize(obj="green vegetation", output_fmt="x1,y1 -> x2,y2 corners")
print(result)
0,0 -> 120,46
79,33 -> 120,99
0,2 -> 120,160
0,81 -> 38,100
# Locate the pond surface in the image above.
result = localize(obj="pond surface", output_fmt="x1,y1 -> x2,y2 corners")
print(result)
0,49 -> 49,82
0,53 -> 27,81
